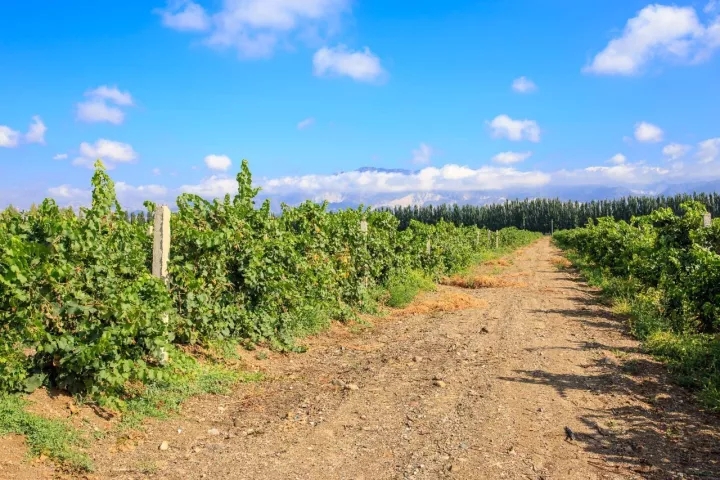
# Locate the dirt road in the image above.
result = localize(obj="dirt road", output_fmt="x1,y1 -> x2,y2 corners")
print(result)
24,238 -> 720,479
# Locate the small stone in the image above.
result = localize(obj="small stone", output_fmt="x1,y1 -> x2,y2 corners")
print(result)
207,428 -> 220,436
480,327 -> 489,334
159,441 -> 169,451
332,379 -> 346,388
413,356 -> 422,362
345,383 -> 360,391
433,380 -> 446,388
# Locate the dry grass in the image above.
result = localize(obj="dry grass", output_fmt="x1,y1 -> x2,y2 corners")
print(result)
441,275 -> 525,289
484,258 -> 512,267
393,290 -> 487,316
550,256 -> 572,269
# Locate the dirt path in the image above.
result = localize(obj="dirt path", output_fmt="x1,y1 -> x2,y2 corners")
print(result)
20,238 -> 720,479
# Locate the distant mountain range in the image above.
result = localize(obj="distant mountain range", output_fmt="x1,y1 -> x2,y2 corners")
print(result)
253,167 -> 720,211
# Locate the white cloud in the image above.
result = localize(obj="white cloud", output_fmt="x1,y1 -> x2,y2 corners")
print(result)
76,85 -> 133,124
0,126 -> 20,148
411,143 -> 434,165
584,4 -> 720,75
86,85 -> 133,106
634,122 -> 663,143
158,0 -> 350,58
488,115 -> 541,142
313,45 -> 385,82
48,185 -> 90,201
53,153 -> 68,160
511,76 -> 537,93
25,116 -> 46,144
608,153 -> 627,165
204,154 -> 232,171
662,143 -> 691,160
73,139 -> 138,169
297,117 -> 315,130
152,168 -> 162,176
155,0 -> 210,31
705,0 -> 718,14
697,137 -> 720,163
492,151 -> 532,164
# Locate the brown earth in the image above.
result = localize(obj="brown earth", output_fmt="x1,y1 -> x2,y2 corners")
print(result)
5,237 -> 720,479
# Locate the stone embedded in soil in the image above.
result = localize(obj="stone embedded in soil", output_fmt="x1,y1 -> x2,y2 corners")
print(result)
433,380 -> 447,388
345,383 -> 360,391
207,428 -> 220,436
159,441 -> 169,451
413,356 -> 423,362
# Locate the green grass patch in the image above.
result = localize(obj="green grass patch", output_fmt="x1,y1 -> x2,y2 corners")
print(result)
385,269 -> 436,308
118,349 -> 261,430
0,394 -> 92,472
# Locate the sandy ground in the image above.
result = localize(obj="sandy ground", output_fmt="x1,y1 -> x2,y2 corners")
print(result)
3,238 -> 720,479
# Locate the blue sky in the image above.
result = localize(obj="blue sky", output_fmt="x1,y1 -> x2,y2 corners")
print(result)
1,0 -> 720,208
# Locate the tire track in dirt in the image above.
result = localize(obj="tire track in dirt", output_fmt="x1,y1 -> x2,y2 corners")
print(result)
82,238 -> 720,479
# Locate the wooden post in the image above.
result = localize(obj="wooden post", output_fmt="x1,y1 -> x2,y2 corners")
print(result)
426,239 -> 432,254
703,213 -> 712,228
152,205 -> 171,365
487,230 -> 491,246
360,219 -> 368,234
495,230 -> 499,249
152,205 -> 171,282
551,219 -> 554,236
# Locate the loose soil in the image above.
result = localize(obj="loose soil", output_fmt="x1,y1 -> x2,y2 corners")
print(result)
5,238 -> 720,479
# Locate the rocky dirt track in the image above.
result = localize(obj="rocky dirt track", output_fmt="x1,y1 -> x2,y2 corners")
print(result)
7,237 -> 720,479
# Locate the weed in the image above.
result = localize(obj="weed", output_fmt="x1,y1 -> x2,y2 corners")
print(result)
0,394 -> 92,472
385,270 -> 436,308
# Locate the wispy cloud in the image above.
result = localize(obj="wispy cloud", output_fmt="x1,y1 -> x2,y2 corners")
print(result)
662,143 -> 691,160
77,85 -> 134,124
492,151 -> 532,164
156,0 -> 351,58
511,76 -> 537,93
297,117 -> 315,130
0,126 -> 20,148
608,153 -> 626,165
411,143 -> 434,165
72,139 -> 138,169
313,45 -> 385,83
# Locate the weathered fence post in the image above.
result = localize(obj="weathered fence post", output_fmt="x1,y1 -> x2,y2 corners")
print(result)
426,239 -> 432,254
703,213 -> 712,228
551,219 -> 554,236
360,219 -> 369,289
152,205 -> 171,365
152,205 -> 171,282
495,230 -> 499,249
487,230 -> 491,246
360,219 -> 368,234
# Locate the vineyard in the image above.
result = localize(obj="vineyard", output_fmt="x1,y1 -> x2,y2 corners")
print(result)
0,160 -> 540,405
554,201 -> 720,410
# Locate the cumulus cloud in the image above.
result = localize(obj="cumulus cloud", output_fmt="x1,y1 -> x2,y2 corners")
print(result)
42,156 -> 720,211
0,126 -> 20,148
662,143 -> 691,160
157,0 -> 351,58
492,151 -> 532,164
411,143 -> 433,165
155,0 -> 210,31
204,154 -> 232,171
313,45 -> 385,82
297,117 -> 315,130
697,137 -> 720,163
72,139 -> 138,169
511,76 -> 537,93
25,116 -> 46,144
488,115 -> 541,142
608,153 -> 627,165
634,121 -> 663,143
584,4 -> 720,75
77,85 -> 134,124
